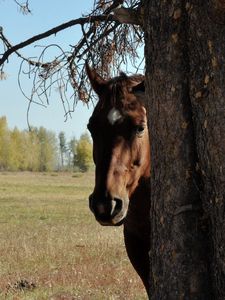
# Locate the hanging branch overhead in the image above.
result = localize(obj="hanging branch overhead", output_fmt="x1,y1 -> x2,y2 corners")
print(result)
0,15 -> 116,67
0,0 -> 143,120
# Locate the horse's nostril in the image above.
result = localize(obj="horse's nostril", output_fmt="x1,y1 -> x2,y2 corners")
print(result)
88,194 -> 127,225
111,198 -> 123,217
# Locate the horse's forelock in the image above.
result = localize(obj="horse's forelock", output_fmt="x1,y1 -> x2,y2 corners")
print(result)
102,73 -> 145,108
109,73 -> 144,88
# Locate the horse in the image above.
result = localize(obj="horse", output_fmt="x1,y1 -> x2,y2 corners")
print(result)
86,63 -> 151,296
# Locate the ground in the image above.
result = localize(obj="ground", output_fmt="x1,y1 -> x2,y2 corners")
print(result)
0,171 -> 146,300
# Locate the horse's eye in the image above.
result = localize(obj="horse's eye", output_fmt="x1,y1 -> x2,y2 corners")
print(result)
135,125 -> 145,137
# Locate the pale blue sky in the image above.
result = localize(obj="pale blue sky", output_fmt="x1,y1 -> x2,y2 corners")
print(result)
0,1 -> 95,139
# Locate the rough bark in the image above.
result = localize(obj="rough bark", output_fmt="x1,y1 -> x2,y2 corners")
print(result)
189,1 -> 225,298
144,1 -> 211,299
210,0 -> 225,23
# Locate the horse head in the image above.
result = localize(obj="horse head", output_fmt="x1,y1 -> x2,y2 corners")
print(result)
86,64 -> 150,226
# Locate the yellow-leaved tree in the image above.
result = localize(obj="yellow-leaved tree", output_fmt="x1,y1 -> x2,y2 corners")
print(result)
76,133 -> 93,172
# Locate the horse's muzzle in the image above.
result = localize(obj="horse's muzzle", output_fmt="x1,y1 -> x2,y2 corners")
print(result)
89,193 -> 128,226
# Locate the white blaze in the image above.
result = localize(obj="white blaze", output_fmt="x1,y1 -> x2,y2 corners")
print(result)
107,108 -> 122,125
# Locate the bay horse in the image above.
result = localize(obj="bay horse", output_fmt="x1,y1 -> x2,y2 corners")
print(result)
86,64 -> 150,296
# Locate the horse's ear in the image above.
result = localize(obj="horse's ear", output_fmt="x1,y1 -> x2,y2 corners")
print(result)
132,81 -> 145,93
85,62 -> 106,95
127,75 -> 145,89
132,81 -> 146,104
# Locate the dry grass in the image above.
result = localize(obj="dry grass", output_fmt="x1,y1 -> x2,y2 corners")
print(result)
0,172 -> 147,300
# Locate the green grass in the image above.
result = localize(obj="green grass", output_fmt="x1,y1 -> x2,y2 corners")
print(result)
0,172 -> 146,299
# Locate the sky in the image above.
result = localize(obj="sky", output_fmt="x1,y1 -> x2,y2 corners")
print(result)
0,0 -> 95,139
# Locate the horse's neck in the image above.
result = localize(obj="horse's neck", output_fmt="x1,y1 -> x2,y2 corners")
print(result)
124,177 -> 150,240
131,177 -> 150,206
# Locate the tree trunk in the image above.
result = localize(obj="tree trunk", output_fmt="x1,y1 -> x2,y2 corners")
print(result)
143,1 -> 220,299
189,1 -> 225,298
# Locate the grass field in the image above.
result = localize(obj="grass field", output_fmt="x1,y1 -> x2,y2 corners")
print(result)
0,172 -> 146,300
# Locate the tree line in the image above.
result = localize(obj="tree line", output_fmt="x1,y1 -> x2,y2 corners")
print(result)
0,116 -> 93,172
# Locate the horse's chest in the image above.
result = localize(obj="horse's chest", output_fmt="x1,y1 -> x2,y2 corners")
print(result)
124,201 -> 150,243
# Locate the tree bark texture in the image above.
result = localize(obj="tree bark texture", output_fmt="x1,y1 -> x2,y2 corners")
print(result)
143,1 -> 216,299
189,1 -> 225,298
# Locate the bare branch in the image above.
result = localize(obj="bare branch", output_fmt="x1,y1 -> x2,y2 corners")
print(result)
0,14 -> 115,67
14,0 -> 32,15
0,0 -> 143,119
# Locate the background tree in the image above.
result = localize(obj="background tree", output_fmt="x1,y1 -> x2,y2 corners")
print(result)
0,117 -> 10,170
1,0 -> 225,299
9,128 -> 28,171
37,127 -> 57,172
58,131 -> 67,169
8,127 -> 21,171
76,133 -> 93,172
25,128 -> 40,171
0,115 -> 93,172
68,137 -> 78,170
